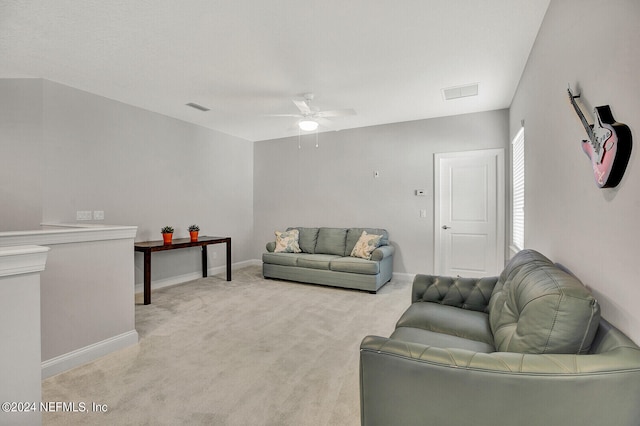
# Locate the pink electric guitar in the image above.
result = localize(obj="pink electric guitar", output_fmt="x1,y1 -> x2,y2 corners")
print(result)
567,86 -> 632,188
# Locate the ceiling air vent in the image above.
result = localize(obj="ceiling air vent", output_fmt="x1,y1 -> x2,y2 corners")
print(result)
442,83 -> 479,101
186,102 -> 210,112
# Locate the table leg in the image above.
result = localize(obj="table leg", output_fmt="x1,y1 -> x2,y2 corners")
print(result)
226,239 -> 232,281
202,245 -> 208,277
143,252 -> 151,305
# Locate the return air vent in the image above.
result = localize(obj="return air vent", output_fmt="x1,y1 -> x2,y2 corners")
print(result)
442,83 -> 479,100
186,102 -> 210,112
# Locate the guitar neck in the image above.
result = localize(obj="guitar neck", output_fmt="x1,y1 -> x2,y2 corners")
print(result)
576,106 -> 594,140
568,90 -> 594,141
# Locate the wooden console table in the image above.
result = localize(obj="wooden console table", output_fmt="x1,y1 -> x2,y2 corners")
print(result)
134,236 -> 231,305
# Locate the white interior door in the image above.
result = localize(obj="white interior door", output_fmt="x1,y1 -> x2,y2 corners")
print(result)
434,149 -> 504,277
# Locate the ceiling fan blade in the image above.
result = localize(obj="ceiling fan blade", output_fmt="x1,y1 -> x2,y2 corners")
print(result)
292,99 -> 311,114
264,113 -> 303,117
316,117 -> 332,127
316,108 -> 356,118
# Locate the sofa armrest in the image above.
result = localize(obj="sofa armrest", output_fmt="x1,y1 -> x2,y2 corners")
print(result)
370,245 -> 394,261
360,336 -> 640,426
411,274 -> 498,312
265,241 -> 275,252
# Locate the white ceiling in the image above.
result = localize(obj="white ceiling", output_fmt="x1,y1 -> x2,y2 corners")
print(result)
0,0 -> 550,142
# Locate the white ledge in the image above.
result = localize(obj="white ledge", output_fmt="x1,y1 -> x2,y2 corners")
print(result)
0,245 -> 50,277
0,224 -> 138,247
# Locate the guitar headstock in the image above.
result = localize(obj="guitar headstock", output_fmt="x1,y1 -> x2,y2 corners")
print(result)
567,84 -> 580,101
567,84 -> 595,146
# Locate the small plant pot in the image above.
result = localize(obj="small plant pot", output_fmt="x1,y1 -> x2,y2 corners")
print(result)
189,231 -> 199,242
162,233 -> 173,245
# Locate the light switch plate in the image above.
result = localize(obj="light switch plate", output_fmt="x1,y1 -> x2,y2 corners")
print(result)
76,210 -> 92,221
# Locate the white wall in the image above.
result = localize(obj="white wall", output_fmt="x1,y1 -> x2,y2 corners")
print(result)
510,0 -> 640,343
253,110 -> 509,274
0,246 -> 47,426
0,226 -> 139,377
1,79 -> 255,284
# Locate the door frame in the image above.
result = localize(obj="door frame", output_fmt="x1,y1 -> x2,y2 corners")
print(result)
433,148 -> 505,276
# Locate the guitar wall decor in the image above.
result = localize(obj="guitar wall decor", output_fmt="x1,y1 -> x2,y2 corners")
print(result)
567,85 -> 632,188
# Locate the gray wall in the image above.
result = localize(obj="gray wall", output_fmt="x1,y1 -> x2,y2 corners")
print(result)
509,0 -> 640,343
1,79 -> 254,282
253,110 -> 509,274
0,79 -> 43,230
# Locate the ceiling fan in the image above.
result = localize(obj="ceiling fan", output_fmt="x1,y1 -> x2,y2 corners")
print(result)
271,93 -> 356,131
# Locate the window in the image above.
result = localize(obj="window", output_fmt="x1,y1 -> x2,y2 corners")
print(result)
511,127 -> 525,251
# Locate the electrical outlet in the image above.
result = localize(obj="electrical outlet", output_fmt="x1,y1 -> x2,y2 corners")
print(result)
93,210 -> 104,220
76,210 -> 92,221
420,209 -> 427,218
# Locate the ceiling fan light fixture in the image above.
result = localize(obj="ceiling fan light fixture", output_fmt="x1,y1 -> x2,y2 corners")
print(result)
298,119 -> 318,131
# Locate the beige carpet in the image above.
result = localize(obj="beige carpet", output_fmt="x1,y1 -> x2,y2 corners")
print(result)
42,266 -> 411,425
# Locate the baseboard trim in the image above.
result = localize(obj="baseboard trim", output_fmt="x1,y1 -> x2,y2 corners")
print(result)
41,330 -> 139,379
233,259 -> 262,268
392,272 -> 415,283
134,259 -> 262,294
135,271 -> 202,294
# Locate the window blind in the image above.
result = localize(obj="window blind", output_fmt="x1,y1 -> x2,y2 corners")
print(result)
512,127 -> 525,250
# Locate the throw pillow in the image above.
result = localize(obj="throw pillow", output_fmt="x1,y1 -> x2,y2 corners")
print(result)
350,231 -> 382,259
274,230 -> 302,253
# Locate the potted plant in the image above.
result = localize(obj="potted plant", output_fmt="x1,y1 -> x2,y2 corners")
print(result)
188,224 -> 200,242
161,226 -> 174,244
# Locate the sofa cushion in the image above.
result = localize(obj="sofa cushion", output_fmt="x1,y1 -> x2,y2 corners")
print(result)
350,231 -> 383,259
390,327 -> 495,353
346,228 -> 388,255
489,249 -> 601,354
397,303 -> 494,346
315,228 -> 348,256
330,256 -> 380,275
296,254 -> 341,270
274,230 -> 301,253
287,227 -> 319,253
262,252 -> 300,267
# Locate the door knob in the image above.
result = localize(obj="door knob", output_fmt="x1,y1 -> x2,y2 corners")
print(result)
442,225 -> 451,230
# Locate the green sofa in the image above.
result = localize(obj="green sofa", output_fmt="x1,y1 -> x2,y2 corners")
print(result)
360,249 -> 640,426
262,227 -> 394,293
